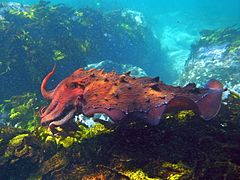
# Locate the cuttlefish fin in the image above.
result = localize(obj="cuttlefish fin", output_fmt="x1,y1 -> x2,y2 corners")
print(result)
147,96 -> 199,125
148,105 -> 166,125
196,80 -> 224,120
147,80 -> 224,125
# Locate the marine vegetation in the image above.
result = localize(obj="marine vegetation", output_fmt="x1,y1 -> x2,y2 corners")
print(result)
40,65 -> 224,133
0,93 -> 41,131
0,91 -> 239,179
180,26 -> 240,93
0,1 -> 87,99
0,1 -> 166,101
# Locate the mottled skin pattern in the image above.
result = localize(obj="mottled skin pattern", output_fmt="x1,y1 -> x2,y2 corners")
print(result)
40,66 -> 224,132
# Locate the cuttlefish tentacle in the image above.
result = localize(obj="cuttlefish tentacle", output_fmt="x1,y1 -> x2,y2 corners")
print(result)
48,108 -> 76,133
41,64 -> 56,100
41,102 -> 66,124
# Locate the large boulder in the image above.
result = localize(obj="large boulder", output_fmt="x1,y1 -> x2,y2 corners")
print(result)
179,27 -> 240,94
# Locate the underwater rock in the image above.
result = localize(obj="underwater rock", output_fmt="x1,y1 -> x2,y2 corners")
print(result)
86,60 -> 148,78
0,127 -> 46,179
180,27 -> 240,95
121,9 -> 147,27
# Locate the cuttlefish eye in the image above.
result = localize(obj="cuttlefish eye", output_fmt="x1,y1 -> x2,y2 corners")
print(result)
67,82 -> 85,90
67,82 -> 79,89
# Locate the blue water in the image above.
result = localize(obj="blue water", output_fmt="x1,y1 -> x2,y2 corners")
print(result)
7,0 -> 238,76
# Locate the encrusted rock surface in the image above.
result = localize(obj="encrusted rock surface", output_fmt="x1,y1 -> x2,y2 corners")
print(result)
180,27 -> 240,94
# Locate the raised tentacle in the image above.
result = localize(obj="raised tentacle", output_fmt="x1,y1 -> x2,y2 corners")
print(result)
41,64 -> 56,100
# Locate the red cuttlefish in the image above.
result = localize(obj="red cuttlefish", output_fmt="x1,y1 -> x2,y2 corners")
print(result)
40,65 -> 224,132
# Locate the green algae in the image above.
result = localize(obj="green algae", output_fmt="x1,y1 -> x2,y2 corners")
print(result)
9,6 -> 37,20
199,26 -> 240,46
160,162 -> 193,180
53,50 -> 66,61
1,93 -> 40,131
79,123 -> 112,140
124,169 -> 159,180
14,144 -> 32,158
57,136 -> 75,148
176,110 -> 195,122
4,133 -> 29,158
34,123 -> 111,149
165,110 -> 196,123
80,40 -> 91,54
8,133 -> 29,147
